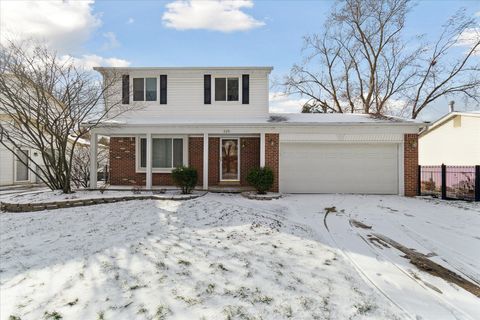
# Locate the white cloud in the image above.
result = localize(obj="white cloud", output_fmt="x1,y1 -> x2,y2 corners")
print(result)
476,11 -> 480,17
269,92 -> 308,113
101,32 -> 120,51
62,54 -> 131,70
127,17 -> 135,24
457,28 -> 480,55
162,0 -> 265,32
0,0 -> 101,51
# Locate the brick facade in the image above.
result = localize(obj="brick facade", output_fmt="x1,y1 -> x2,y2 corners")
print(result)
265,133 -> 279,192
208,137 -> 220,185
188,137 -> 203,186
240,138 -> 260,186
404,133 -> 419,197
110,136 -> 261,188
109,137 -> 173,186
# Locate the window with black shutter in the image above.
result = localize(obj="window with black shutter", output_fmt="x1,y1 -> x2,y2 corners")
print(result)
242,74 -> 249,104
122,75 -> 129,104
204,74 -> 211,104
160,75 -> 167,104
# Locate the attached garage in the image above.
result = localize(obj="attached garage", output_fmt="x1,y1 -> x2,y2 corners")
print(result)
279,142 -> 400,194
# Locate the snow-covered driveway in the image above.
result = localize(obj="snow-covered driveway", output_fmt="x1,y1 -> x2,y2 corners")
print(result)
1,193 -> 479,319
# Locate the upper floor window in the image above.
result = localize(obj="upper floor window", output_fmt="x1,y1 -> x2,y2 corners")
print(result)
133,78 -> 157,101
215,77 -> 239,101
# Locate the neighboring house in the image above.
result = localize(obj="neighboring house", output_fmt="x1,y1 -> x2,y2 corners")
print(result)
0,114 -> 42,186
419,111 -> 480,165
89,67 -> 424,196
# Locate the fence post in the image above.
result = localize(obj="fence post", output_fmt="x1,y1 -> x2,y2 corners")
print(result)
441,164 -> 447,200
475,165 -> 480,202
417,165 -> 422,196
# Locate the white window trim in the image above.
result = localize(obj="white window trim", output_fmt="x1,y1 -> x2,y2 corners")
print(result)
212,76 -> 242,104
132,77 -> 158,102
135,135 -> 188,173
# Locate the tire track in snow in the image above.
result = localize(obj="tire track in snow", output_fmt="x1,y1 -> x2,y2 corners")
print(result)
324,210 -> 479,320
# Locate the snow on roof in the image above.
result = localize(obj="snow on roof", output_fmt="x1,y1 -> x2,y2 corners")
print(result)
91,113 -> 423,127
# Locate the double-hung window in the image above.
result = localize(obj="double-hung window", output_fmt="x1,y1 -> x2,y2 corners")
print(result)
133,78 -> 157,101
215,77 -> 239,101
139,138 -> 183,170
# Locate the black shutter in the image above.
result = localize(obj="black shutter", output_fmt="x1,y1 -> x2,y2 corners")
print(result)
242,74 -> 249,104
160,75 -> 167,104
204,74 -> 211,104
122,75 -> 129,104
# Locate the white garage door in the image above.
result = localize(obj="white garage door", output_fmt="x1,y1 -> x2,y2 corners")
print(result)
280,143 -> 399,194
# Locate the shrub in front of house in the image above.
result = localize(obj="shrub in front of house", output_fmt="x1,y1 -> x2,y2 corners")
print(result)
172,166 -> 198,194
246,167 -> 274,194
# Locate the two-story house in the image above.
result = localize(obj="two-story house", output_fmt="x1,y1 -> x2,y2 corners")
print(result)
88,67 -> 424,196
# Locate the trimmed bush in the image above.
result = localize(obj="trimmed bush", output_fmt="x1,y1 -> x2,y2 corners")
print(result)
246,167 -> 274,194
171,166 -> 198,194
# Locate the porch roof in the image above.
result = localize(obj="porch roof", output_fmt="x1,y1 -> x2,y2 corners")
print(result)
86,113 -> 425,128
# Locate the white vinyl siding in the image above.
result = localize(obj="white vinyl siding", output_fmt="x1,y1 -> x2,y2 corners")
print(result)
280,143 -> 399,194
419,115 -> 480,165
104,69 -> 269,118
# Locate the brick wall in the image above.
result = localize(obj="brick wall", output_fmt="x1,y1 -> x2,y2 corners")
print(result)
240,137 -> 260,186
110,136 -> 263,189
265,133 -> 279,192
188,137 -> 203,186
404,133 -> 419,197
208,137 -> 220,186
109,137 -> 173,186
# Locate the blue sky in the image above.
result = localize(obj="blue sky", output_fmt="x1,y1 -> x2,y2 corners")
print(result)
1,0 -> 479,120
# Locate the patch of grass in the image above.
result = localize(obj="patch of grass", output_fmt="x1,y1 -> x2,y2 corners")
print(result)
137,304 -> 148,314
66,298 -> 79,306
175,295 -> 199,306
177,259 -> 191,266
43,311 -> 62,320
223,305 -> 258,320
97,311 -> 105,320
279,305 -> 293,318
155,304 -> 171,320
354,302 -> 375,315
210,262 -> 229,272
8,316 -> 21,320
155,261 -> 167,270
226,287 -> 273,305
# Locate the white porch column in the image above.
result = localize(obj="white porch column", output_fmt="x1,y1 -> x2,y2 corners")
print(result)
260,132 -> 266,167
89,133 -> 98,189
203,133 -> 209,190
146,133 -> 152,189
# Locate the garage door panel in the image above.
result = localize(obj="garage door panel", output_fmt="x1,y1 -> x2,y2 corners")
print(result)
280,143 -> 398,194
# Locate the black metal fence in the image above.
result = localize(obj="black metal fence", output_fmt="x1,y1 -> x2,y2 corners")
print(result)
418,165 -> 480,201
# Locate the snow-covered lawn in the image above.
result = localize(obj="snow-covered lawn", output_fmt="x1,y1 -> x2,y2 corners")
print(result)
1,194 -> 479,320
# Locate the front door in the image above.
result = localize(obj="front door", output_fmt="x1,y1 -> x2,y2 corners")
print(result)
221,138 -> 239,181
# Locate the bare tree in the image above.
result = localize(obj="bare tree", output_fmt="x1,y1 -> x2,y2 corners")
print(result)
71,138 -> 109,189
282,0 -> 479,118
0,40 -> 127,193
